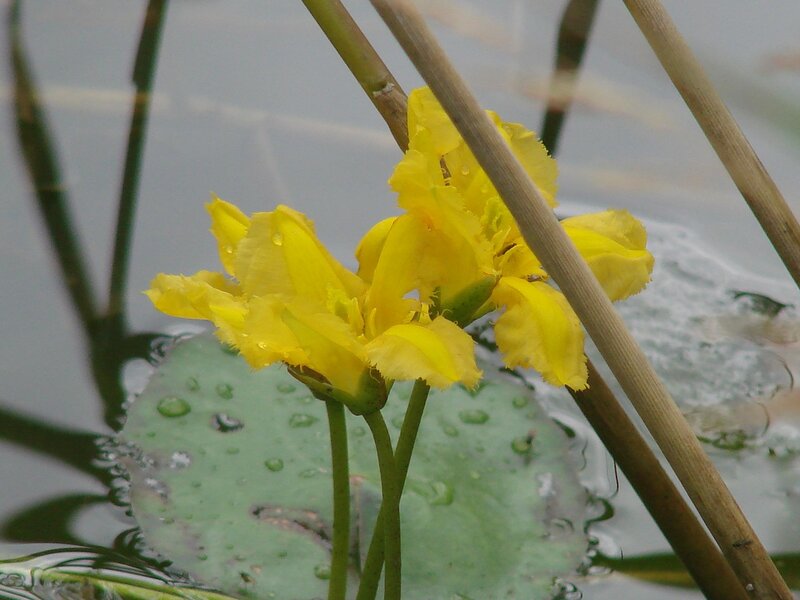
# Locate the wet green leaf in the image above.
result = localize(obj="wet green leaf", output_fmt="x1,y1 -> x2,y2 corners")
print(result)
120,333 -> 587,599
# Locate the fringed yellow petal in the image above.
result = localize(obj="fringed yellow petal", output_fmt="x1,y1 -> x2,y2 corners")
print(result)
561,209 -> 647,249
280,300 -> 369,397
563,210 -> 654,301
389,130 -> 447,207
407,87 -> 461,155
367,316 -> 481,389
234,295 -> 309,369
443,118 -> 558,217
495,243 -> 546,281
492,278 -> 587,390
206,194 -> 250,275
145,271 -> 246,348
356,216 -> 397,284
235,205 -> 366,301
145,271 -> 241,321
500,121 -> 558,208
363,215 -> 426,338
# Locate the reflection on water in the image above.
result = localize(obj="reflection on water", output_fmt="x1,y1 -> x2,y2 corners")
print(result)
2,0 -> 800,598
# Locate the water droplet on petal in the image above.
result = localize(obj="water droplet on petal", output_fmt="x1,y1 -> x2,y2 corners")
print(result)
224,245 -> 234,255
458,409 -> 489,425
216,382 -> 234,400
265,458 -> 284,472
272,232 -> 284,246
157,396 -> 191,417
289,413 -> 318,428
186,377 -> 200,392
460,165 -> 470,176
211,413 -> 244,432
277,382 -> 296,393
313,563 -> 331,580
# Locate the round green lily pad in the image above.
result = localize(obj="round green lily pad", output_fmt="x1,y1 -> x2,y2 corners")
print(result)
120,333 -> 587,599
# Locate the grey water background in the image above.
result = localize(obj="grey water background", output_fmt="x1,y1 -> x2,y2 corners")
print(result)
2,1 -> 800,598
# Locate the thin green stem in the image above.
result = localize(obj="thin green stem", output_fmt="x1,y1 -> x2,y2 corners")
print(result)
356,380 -> 429,600
325,401 -> 351,600
363,411 -> 401,600
302,0 -> 408,150
107,0 -> 168,323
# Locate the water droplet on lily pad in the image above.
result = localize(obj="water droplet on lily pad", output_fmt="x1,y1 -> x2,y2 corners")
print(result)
351,426 -> 366,437
186,377 -> 200,391
428,480 -> 454,506
441,422 -> 459,437
277,382 -> 296,393
299,468 -> 318,479
512,396 -> 527,408
511,436 -> 532,455
169,451 -> 192,469
458,409 -> 489,425
211,413 -> 244,433
265,458 -> 284,472
289,413 -> 317,428
216,383 -> 234,400
313,563 -> 331,580
157,396 -> 191,417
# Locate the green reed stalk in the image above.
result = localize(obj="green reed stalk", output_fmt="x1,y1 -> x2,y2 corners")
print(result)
301,0 -> 408,149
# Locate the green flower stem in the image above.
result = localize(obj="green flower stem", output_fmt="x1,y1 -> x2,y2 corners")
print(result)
356,380 -> 430,600
325,400 -> 351,600
363,410 -> 401,600
301,0 -> 408,150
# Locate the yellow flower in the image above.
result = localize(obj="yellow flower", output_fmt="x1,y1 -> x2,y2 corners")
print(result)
146,195 -> 481,414
358,87 -> 654,391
